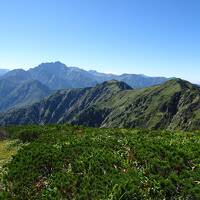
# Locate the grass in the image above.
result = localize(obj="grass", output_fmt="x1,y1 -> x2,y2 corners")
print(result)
0,140 -> 19,168
0,139 -> 21,194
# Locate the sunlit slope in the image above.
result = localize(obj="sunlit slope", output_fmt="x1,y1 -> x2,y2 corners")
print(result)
0,79 -> 199,130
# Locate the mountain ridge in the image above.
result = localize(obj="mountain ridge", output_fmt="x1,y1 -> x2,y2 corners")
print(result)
0,79 -> 199,130
0,74 -> 51,112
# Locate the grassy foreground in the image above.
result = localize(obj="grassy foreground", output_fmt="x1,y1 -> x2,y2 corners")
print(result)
0,140 -> 19,168
0,139 -> 21,195
0,124 -> 200,199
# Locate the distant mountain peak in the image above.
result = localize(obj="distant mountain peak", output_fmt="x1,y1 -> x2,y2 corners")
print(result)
36,61 -> 67,69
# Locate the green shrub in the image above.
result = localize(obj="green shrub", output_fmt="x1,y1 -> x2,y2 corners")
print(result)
1,125 -> 200,199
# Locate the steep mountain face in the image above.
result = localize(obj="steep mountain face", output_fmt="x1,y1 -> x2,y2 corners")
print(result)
0,69 -> 9,76
0,79 -> 199,131
0,79 -> 51,112
28,62 -> 97,89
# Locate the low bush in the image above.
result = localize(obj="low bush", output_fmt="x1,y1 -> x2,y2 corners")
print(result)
1,125 -> 200,199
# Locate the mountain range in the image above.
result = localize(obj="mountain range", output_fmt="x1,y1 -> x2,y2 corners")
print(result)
0,61 -> 170,111
0,78 -> 199,130
0,80 -> 50,112
0,69 -> 51,111
2,61 -> 170,89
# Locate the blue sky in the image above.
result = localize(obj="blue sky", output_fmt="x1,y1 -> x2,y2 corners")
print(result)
0,0 -> 200,83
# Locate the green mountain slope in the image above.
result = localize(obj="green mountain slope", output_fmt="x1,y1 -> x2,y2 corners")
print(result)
102,79 -> 200,130
0,69 -> 52,111
0,80 -> 51,112
0,79 -> 199,130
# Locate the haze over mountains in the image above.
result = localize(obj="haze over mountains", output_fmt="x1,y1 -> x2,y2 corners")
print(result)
0,68 -> 51,111
0,69 -> 9,76
0,79 -> 50,112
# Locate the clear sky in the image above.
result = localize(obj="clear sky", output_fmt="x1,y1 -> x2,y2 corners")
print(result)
0,0 -> 200,83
